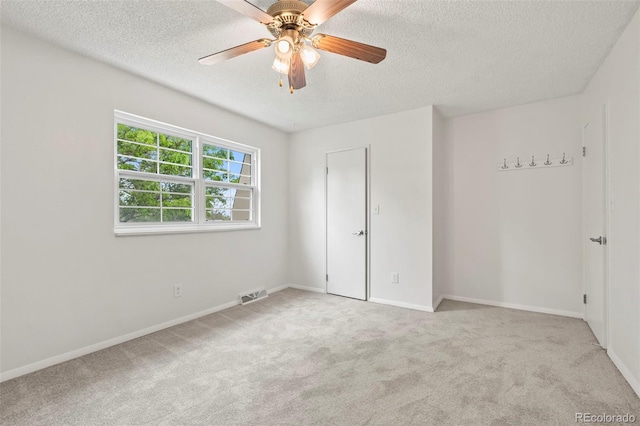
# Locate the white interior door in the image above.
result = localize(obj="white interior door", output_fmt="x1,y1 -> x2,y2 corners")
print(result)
326,148 -> 367,300
583,106 -> 608,347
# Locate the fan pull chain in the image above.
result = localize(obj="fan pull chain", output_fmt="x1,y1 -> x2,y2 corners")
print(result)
290,85 -> 294,94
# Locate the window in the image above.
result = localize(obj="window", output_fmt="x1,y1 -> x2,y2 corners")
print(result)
114,111 -> 259,235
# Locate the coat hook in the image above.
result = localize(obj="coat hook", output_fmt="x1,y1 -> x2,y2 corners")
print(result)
560,152 -> 568,164
529,155 -> 536,167
544,154 -> 552,165
515,157 -> 523,168
501,158 -> 509,169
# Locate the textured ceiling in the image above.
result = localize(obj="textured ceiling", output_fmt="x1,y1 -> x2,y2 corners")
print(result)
1,0 -> 639,132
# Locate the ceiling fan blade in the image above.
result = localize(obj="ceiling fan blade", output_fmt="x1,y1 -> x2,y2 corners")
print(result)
199,39 -> 272,65
288,52 -> 306,90
216,0 -> 274,24
301,0 -> 357,26
312,34 -> 386,64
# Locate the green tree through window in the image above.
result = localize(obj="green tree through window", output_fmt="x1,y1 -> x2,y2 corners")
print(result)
117,124 -> 195,223
114,113 -> 258,234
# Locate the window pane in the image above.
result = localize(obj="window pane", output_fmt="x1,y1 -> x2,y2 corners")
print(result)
118,156 -> 157,173
159,149 -> 192,166
230,151 -> 250,164
233,188 -> 252,201
206,197 -> 229,210
162,193 -> 191,207
159,163 -> 191,177
119,207 -> 161,223
117,141 -> 157,159
205,188 -> 230,209
231,188 -> 252,216
205,186 -> 232,219
205,186 -> 252,222
202,146 -> 253,184
231,210 -> 252,221
203,170 -> 227,182
119,178 -> 160,192
163,208 -> 193,222
159,134 -> 192,152
206,187 -> 231,197
203,144 -> 228,159
206,209 -> 231,221
228,161 -> 250,174
202,157 -> 227,172
205,209 -> 250,221
118,124 -> 156,146
161,181 -> 193,223
161,182 -> 191,193
120,190 -> 160,207
118,177 -> 194,224
119,177 -> 162,214
160,181 -> 193,223
228,162 -> 251,184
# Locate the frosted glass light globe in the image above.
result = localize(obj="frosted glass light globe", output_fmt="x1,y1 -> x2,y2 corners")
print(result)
299,44 -> 321,69
272,57 -> 289,74
277,40 -> 291,54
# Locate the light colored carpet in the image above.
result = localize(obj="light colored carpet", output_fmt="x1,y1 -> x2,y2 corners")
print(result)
1,288 -> 638,425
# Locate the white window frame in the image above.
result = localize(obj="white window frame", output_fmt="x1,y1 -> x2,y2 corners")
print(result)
114,110 -> 260,236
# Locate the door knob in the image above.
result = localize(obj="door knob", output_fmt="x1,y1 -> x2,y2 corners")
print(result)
352,230 -> 365,236
589,236 -> 606,245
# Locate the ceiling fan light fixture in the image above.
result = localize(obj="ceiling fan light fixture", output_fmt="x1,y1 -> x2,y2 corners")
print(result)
272,56 -> 290,74
299,43 -> 321,70
275,36 -> 294,59
202,0 -> 388,93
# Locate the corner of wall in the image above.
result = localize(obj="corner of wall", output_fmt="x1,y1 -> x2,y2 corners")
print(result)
431,106 -> 450,308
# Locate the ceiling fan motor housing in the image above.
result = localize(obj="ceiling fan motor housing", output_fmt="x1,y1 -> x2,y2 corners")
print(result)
266,0 -> 315,38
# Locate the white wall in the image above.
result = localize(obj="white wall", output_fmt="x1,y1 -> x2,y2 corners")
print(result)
445,96 -> 584,317
288,106 -> 434,310
0,27 -> 289,376
432,108 -> 449,309
582,9 -> 640,397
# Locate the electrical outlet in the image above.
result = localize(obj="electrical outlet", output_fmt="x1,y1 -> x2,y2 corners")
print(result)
173,284 -> 182,298
391,272 -> 399,284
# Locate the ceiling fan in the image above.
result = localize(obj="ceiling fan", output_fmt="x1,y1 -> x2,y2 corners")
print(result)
199,0 -> 387,93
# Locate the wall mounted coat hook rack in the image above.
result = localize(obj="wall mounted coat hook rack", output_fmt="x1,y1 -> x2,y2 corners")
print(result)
497,153 -> 573,172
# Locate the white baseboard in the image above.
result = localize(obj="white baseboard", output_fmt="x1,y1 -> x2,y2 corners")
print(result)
443,295 -> 583,319
432,295 -> 444,311
288,284 -> 326,294
1,285 -> 290,383
607,348 -> 640,398
267,284 -> 289,294
369,297 -> 434,313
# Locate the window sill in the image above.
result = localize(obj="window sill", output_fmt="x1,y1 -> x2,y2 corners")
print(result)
114,222 -> 260,236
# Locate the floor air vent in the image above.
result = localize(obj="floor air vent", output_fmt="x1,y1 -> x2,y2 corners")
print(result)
239,289 -> 268,305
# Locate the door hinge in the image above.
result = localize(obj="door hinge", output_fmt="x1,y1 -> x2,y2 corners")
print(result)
326,167 -> 328,175
583,294 -> 587,304
582,147 -> 586,157
326,274 -> 328,281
